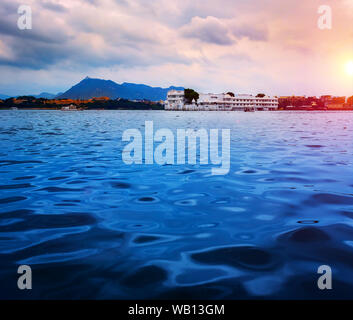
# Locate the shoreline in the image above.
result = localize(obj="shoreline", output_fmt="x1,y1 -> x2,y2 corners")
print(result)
1,108 -> 353,111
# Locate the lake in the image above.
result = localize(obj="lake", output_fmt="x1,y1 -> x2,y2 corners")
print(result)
0,110 -> 352,299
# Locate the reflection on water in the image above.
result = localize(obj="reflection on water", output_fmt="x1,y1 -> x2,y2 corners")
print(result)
0,110 -> 352,299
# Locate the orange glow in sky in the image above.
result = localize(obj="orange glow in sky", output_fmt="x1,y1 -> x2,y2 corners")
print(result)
346,61 -> 353,76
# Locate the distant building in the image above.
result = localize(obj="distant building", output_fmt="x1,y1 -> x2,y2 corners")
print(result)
326,103 -> 351,110
278,95 -> 331,109
320,95 -> 346,106
165,90 -> 185,110
320,95 -> 332,103
92,97 -> 110,101
165,91 -> 278,111
61,104 -> 78,111
347,96 -> 353,106
278,96 -> 307,108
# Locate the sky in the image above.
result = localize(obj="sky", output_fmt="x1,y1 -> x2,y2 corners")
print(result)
0,0 -> 352,97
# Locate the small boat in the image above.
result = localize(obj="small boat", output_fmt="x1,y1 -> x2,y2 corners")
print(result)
61,104 -> 82,111
11,107 -> 18,110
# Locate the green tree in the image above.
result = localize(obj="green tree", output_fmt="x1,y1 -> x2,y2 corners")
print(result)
226,92 -> 235,97
184,89 -> 199,104
256,93 -> 266,98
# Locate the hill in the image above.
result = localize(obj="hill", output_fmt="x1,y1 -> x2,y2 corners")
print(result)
35,92 -> 57,99
57,77 -> 184,101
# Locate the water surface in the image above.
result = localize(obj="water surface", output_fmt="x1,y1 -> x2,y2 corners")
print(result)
0,110 -> 352,299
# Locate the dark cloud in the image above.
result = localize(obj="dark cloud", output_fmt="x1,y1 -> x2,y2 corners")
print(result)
0,36 -> 76,69
0,1 -> 19,14
40,1 -> 68,13
0,18 -> 68,44
231,25 -> 268,41
0,0 -> 191,71
181,16 -> 235,45
0,2 -> 73,70
0,0 -> 351,97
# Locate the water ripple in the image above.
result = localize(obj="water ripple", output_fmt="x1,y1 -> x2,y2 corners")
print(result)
0,110 -> 352,299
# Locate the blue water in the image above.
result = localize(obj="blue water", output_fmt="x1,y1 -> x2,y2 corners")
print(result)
0,110 -> 352,299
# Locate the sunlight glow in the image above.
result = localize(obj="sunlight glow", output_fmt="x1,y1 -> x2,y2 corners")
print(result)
345,60 -> 353,76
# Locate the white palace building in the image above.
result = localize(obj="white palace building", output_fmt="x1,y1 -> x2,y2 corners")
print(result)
165,90 -> 279,111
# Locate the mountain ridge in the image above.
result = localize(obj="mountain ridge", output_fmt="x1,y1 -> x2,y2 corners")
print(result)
57,77 -> 184,101
0,92 -> 59,99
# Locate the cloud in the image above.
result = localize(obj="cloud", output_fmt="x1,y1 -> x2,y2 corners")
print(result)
180,16 -> 235,45
0,0 -> 352,96
40,1 -> 68,13
179,14 -> 268,45
231,24 -> 268,41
